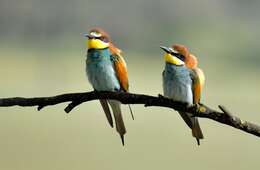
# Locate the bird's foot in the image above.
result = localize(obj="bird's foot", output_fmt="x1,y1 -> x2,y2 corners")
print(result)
195,103 -> 206,113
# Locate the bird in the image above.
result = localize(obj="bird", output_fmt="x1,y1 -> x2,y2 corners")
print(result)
84,28 -> 133,145
160,44 -> 205,145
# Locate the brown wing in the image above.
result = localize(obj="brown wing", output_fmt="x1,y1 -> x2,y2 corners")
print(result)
111,49 -> 134,119
191,67 -> 205,104
113,54 -> 129,91
109,44 -> 129,92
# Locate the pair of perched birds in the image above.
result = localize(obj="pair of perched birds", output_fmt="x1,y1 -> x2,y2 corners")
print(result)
85,28 -> 205,145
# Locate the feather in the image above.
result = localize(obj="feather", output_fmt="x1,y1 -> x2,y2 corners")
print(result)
190,67 -> 205,144
108,100 -> 126,146
179,111 -> 204,145
178,111 -> 193,129
99,99 -> 113,128
186,54 -> 198,69
187,67 -> 205,144
112,54 -> 129,92
191,117 -> 204,145
190,67 -> 205,104
111,52 -> 134,120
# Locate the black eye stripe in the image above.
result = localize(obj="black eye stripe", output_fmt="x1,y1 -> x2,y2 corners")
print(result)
177,54 -> 185,61
101,37 -> 109,43
171,52 -> 185,61
91,36 -> 108,43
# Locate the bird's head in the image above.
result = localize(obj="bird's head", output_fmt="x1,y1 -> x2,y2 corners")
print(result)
160,46 -> 185,66
84,28 -> 111,50
172,44 -> 198,68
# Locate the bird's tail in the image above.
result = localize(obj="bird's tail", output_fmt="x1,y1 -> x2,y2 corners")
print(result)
108,100 -> 126,146
191,117 -> 204,145
99,99 -> 113,128
178,112 -> 204,145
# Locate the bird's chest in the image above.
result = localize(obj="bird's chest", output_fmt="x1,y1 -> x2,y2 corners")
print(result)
86,50 -> 120,91
163,65 -> 193,104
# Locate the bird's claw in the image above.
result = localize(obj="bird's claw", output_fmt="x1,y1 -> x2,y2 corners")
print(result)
195,103 -> 206,113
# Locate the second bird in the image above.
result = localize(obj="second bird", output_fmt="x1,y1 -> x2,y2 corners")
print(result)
85,28 -> 132,145
160,44 -> 205,145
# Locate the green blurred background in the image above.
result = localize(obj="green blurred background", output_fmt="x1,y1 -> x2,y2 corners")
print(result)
0,0 -> 260,169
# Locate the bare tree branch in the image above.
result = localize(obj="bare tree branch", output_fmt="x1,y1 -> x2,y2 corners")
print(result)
0,91 -> 260,138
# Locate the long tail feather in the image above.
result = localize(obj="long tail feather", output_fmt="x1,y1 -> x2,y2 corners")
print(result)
108,100 -> 126,146
192,117 -> 204,145
179,111 -> 204,145
128,104 -> 134,120
99,99 -> 113,128
120,134 -> 125,146
178,111 -> 193,129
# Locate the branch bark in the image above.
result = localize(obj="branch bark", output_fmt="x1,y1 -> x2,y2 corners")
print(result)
0,91 -> 259,138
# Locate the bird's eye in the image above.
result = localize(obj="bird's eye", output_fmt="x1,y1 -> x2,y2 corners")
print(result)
176,54 -> 185,62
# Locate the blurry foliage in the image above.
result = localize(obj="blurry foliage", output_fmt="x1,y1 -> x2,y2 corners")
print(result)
0,0 -> 260,61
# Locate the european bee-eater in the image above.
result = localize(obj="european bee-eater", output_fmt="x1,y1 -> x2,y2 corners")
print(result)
85,28 -> 132,145
160,44 -> 205,145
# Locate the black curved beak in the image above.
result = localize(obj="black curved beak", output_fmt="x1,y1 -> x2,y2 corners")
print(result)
160,46 -> 171,53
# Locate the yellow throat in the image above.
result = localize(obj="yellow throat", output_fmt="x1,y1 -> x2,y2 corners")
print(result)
87,39 -> 109,49
164,53 -> 184,66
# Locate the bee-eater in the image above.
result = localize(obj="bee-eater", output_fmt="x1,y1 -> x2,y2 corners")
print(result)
84,28 -> 132,145
160,44 -> 205,145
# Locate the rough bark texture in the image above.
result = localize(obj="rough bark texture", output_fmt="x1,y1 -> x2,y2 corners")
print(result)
0,91 -> 260,137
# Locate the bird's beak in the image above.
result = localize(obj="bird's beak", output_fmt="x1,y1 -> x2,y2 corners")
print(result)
160,46 -> 171,53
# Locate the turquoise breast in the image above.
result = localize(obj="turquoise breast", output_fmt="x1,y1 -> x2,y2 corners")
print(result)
86,48 -> 120,91
163,63 -> 193,105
